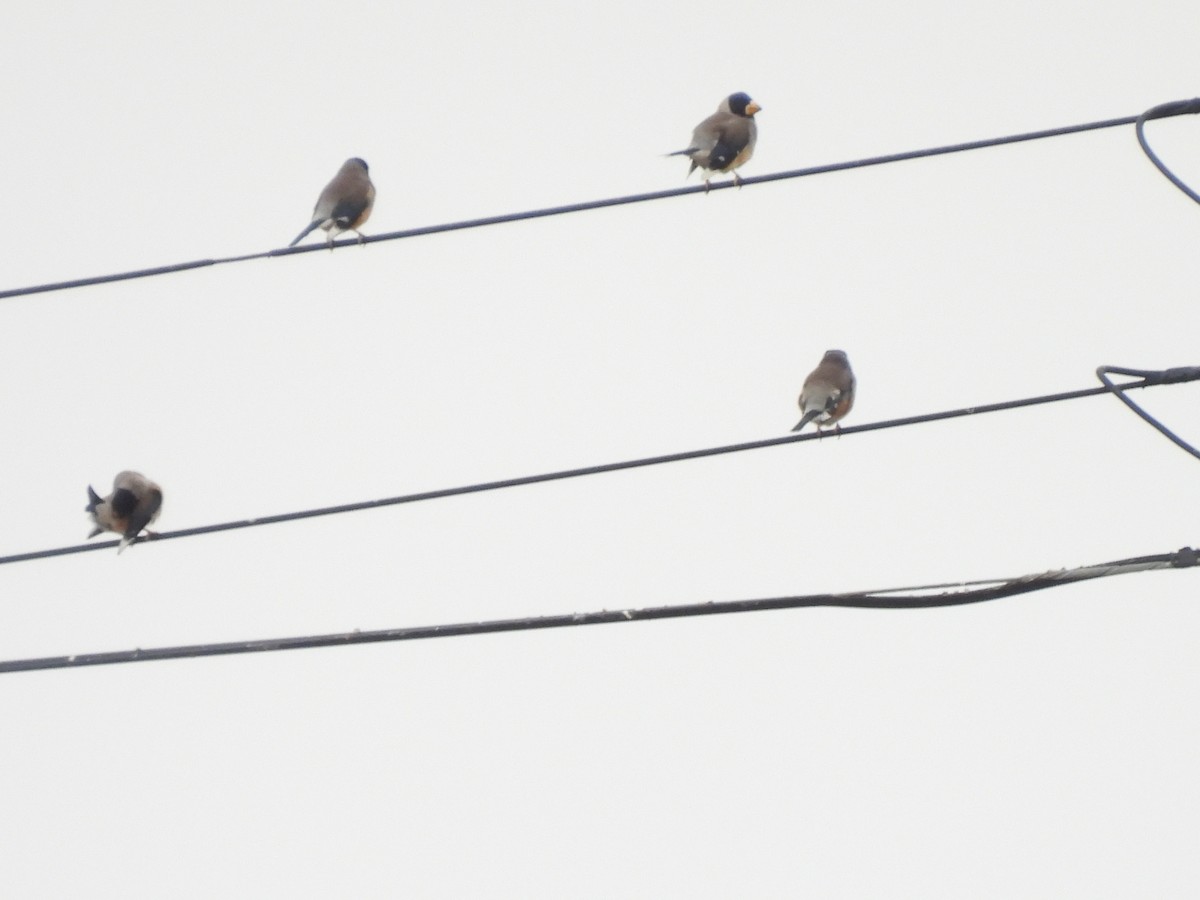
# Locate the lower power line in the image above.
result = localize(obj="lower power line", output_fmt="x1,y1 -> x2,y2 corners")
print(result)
0,546 -> 1194,674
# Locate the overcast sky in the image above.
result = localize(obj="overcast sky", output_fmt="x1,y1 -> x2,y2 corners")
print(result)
2,1 -> 1199,897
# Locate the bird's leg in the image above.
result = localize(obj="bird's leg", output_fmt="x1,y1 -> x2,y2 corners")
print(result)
704,179 -> 712,194
734,172 -> 743,189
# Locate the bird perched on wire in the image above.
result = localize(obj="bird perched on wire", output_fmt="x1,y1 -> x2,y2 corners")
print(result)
86,471 -> 163,553
667,92 -> 761,191
792,350 -> 856,433
288,158 -> 376,247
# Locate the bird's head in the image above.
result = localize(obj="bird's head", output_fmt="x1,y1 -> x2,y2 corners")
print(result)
724,93 -> 761,117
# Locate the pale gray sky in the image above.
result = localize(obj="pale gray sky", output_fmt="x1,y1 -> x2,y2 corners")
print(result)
2,1 -> 1199,897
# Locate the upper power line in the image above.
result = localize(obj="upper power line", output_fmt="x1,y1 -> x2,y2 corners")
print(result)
3,104 -> 1196,303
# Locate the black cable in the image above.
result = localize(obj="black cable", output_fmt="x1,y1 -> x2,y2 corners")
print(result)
1135,98 -> 1200,205
1097,365 -> 1200,459
0,110 -> 1161,302
0,546 -> 1193,675
2,368 -> 1193,567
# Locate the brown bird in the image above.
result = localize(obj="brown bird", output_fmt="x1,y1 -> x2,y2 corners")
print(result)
667,92 -> 761,190
289,158 -> 376,247
792,350 -> 856,433
86,471 -> 163,553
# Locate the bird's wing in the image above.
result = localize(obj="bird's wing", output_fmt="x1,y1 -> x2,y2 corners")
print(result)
123,488 -> 163,540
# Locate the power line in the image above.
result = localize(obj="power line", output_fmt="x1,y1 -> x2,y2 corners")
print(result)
2,107 -> 1188,303
1,545 -> 1194,675
1136,98 -> 1200,205
1,366 -> 1195,568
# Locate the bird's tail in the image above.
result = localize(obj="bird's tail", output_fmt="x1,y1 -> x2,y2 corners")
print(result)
791,409 -> 821,433
288,219 -> 321,248
665,147 -> 699,158
85,485 -> 103,514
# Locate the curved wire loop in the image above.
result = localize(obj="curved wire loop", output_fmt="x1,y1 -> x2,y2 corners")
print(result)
1135,98 -> 1200,205
1097,365 -> 1200,460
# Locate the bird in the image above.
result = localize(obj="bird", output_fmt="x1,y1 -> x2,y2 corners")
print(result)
85,471 -> 163,553
792,350 -> 856,433
667,92 -> 761,191
288,158 -> 376,247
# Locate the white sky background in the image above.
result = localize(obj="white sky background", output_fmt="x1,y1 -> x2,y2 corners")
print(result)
2,0 -> 1199,896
